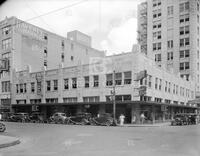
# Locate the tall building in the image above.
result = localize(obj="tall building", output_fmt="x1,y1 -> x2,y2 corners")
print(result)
138,0 -> 200,97
0,16 -> 104,111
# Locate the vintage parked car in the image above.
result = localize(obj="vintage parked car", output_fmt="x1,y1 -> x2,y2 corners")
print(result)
68,113 -> 92,125
9,112 -> 30,122
0,122 -> 6,132
29,112 -> 45,123
171,113 -> 191,126
49,112 -> 68,124
91,113 -> 116,126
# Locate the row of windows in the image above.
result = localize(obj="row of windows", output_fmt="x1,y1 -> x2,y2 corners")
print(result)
106,71 -> 132,86
154,50 -> 190,62
140,75 -> 194,98
16,72 -> 132,94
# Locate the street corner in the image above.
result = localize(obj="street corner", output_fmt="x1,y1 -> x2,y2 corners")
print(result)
0,135 -> 20,149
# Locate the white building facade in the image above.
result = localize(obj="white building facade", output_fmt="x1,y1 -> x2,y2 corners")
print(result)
11,48 -> 197,124
138,0 -> 200,97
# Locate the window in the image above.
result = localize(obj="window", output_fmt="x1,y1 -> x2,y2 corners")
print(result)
167,40 -> 173,49
63,97 -> 77,103
185,62 -> 189,69
198,15 -> 200,23
167,6 -> 174,16
84,76 -> 89,88
180,38 -> 190,47
93,75 -> 99,87
180,2 -> 189,12
83,96 -> 100,102
31,82 -> 35,93
153,9 -> 161,19
180,50 -> 190,58
61,40 -> 65,50
115,73 -> 122,85
72,78 -> 77,89
153,31 -> 161,40
153,42 -> 161,51
64,79 -> 69,89
181,74 -> 190,81
2,26 -> 11,35
46,81 -> 51,91
159,79 -> 162,90
44,60 -> 47,67
44,35 -> 48,40
16,84 -> 19,93
180,63 -> 184,70
44,48 -> 47,57
155,78 -> 158,89
165,81 -> 168,92
37,82 -> 41,94
180,62 -> 189,70
198,50 -> 200,59
167,52 -> 173,60
53,80 -> 58,91
148,75 -> 152,88
180,14 -> 189,23
106,74 -> 113,86
124,71 -> 131,84
155,54 -> 161,62
2,38 -> 11,50
168,82 -> 171,93
1,81 -> 10,92
198,3 -> 200,11
61,53 -> 64,62
20,84 -> 23,93
180,26 -> 189,35
24,83 -> 27,93
71,56 -> 74,61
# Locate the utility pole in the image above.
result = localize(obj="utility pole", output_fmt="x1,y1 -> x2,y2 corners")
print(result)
112,70 -> 117,125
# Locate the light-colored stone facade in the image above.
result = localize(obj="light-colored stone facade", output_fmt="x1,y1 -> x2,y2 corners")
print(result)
0,16 -> 105,108
138,0 -> 200,96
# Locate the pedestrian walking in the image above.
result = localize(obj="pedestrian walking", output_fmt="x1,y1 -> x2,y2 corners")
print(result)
119,114 -> 125,126
140,112 -> 145,124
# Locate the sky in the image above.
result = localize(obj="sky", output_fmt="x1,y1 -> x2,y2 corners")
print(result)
0,0 -> 144,55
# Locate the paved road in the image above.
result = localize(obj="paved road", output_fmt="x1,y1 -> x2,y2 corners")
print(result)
0,122 -> 200,156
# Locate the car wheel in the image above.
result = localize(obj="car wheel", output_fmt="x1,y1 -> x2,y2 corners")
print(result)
105,121 -> 111,126
0,123 -> 6,132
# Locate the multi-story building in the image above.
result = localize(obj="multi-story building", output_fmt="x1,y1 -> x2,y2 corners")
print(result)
11,47 -> 197,124
0,17 -> 105,111
137,0 -> 200,97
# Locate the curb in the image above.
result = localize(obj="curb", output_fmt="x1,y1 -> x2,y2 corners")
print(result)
0,137 -> 20,149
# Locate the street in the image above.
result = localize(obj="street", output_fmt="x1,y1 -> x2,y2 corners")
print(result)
0,122 -> 200,156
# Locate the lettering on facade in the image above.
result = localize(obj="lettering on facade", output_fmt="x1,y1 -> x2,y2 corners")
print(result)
14,20 -> 44,41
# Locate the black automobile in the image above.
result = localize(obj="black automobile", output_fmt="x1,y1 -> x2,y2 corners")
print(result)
91,113 -> 115,126
29,112 -> 45,123
171,114 -> 189,126
68,113 -> 92,125
9,112 -> 30,122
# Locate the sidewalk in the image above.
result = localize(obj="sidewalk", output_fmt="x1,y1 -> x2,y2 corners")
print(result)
0,135 -> 20,148
122,122 -> 171,127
